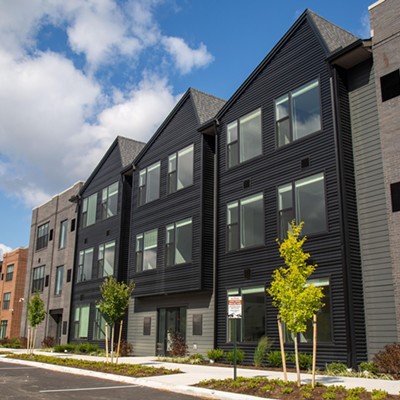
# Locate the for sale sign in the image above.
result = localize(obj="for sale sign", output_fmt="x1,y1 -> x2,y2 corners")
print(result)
228,296 -> 242,319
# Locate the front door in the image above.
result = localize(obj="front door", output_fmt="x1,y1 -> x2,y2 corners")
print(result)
157,307 -> 186,356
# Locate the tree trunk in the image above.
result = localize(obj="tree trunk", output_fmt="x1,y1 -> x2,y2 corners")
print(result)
312,314 -> 317,388
293,335 -> 301,387
105,323 -> 109,363
32,328 -> 38,355
277,315 -> 287,382
110,324 -> 115,363
116,320 -> 123,364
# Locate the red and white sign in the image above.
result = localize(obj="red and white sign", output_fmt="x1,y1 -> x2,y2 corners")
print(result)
228,296 -> 242,319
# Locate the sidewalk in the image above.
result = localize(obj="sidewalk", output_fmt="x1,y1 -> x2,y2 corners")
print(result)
1,349 -> 399,399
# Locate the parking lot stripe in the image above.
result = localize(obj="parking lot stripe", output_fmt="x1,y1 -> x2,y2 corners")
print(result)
0,367 -> 33,370
40,385 -> 138,393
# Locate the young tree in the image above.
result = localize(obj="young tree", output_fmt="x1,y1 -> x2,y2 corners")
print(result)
26,292 -> 46,354
97,277 -> 135,362
267,221 -> 324,387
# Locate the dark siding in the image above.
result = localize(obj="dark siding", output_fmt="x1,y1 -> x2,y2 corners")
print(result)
215,20 -> 356,366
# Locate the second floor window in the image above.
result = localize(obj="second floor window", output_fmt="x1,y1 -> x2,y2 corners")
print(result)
227,193 -> 264,251
5,264 -> 14,281
101,182 -> 118,219
139,162 -> 160,206
227,108 -> 262,168
166,218 -> 192,266
59,220 -> 67,249
32,266 -> 45,293
278,172 -> 327,238
77,248 -> 94,282
55,266 -> 63,295
82,193 -> 97,228
168,144 -> 194,194
36,222 -> 49,250
2,292 -> 11,310
136,229 -> 158,272
98,240 -> 115,278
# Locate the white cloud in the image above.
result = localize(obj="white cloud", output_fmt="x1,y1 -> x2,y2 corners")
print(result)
0,243 -> 13,261
162,36 -> 214,74
358,11 -> 371,38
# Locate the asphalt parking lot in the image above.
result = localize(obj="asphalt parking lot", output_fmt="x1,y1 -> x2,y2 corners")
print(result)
0,359 -> 203,400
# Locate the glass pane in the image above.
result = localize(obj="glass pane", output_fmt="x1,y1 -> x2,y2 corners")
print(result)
227,224 -> 239,251
79,305 -> 89,338
227,121 -> 238,144
292,79 -> 321,140
59,220 -> 67,248
278,184 -> 293,210
55,266 -> 63,295
147,162 -> 160,202
87,193 -> 97,226
275,95 -> 289,120
228,142 -> 238,168
177,145 -> 193,190
277,118 -> 290,147
227,202 -> 238,224
143,230 -> 157,270
107,182 -> 118,217
279,209 -> 294,239
103,241 -> 115,276
239,109 -> 262,162
240,194 -> 264,248
242,289 -> 265,342
139,170 -> 146,187
295,173 -> 326,235
175,219 -> 192,264
83,248 -> 93,281
168,154 -> 176,172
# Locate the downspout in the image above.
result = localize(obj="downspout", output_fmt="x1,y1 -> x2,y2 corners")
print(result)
213,121 -> 219,349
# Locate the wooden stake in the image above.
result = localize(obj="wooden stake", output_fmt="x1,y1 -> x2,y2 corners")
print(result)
312,314 -> 317,388
32,328 -> 37,355
105,323 -> 109,363
27,327 -> 30,354
116,320 -> 123,364
294,335 -> 301,387
277,315 -> 287,382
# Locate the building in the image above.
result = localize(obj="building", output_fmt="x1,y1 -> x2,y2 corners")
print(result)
127,88 -> 225,356
69,136 -> 144,345
0,247 -> 28,339
21,182 -> 83,345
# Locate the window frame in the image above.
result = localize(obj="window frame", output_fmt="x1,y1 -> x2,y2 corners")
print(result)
54,265 -> 63,296
73,304 -> 90,339
36,222 -> 49,251
5,264 -> 14,281
2,292 -> 11,310
138,161 -> 161,206
168,144 -> 194,194
98,240 -> 116,278
165,218 -> 193,267
59,219 -> 68,249
101,182 -> 119,220
32,266 -> 45,293
82,193 -> 97,228
77,248 -> 94,282
93,307 -> 107,340
135,229 -> 158,272
0,320 -> 7,339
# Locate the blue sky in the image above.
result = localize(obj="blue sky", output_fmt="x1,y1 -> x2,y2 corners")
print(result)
0,0 -> 372,258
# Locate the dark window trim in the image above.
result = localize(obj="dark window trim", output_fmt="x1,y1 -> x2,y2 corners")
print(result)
138,161 -> 161,206
5,264 -> 14,282
167,144 -> 195,194
165,218 -> 193,267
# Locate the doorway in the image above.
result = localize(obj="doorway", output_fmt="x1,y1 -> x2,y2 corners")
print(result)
157,307 -> 187,356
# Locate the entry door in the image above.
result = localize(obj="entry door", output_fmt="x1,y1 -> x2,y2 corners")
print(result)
157,307 -> 186,356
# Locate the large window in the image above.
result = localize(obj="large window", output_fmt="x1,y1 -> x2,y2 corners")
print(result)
227,287 -> 265,343
98,240 -> 115,278
5,264 -> 14,281
2,292 -> 11,310
32,266 -> 45,293
36,222 -> 49,250
227,108 -> 262,168
278,173 -> 327,238
73,304 -> 90,339
0,320 -> 7,339
77,248 -> 94,282
275,79 -> 321,147
82,193 -> 97,228
165,218 -> 192,266
136,229 -> 158,272
93,308 -> 107,340
101,182 -> 118,219
59,220 -> 68,249
55,266 -> 63,295
227,193 -> 264,251
168,145 -> 194,194
139,162 -> 160,206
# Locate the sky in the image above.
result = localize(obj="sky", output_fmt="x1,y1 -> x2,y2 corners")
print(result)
0,0 -> 373,259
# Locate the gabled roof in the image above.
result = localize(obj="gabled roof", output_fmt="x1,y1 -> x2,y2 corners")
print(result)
79,136 -> 145,195
208,9 -> 360,124
133,87 -> 225,164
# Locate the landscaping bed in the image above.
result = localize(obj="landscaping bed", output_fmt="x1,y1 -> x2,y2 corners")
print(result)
196,377 -> 400,400
7,353 -> 181,378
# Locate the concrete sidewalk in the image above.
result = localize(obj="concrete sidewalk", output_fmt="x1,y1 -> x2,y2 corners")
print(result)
1,349 -> 399,399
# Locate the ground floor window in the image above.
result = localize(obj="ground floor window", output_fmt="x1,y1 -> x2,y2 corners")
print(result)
73,304 -> 90,339
93,308 -> 107,340
0,320 -> 7,339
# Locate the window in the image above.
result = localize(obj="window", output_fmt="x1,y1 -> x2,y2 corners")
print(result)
93,308 -> 107,340
98,241 -> 115,278
55,266 -> 63,295
143,317 -> 151,336
391,182 -> 400,212
82,193 -> 97,228
73,304 -> 90,339
275,79 -> 321,147
36,222 -> 49,250
168,145 -> 194,193
59,220 -> 67,249
278,173 -> 327,238
77,248 -> 94,282
136,229 -> 158,272
227,287 -> 265,343
284,278 -> 332,343
193,314 -> 203,336
227,108 -> 262,168
380,69 -> 400,102
101,182 -> 118,219
5,264 -> 14,281
32,266 -> 45,293
139,162 -> 160,205
165,218 -> 192,266
2,292 -> 11,310
227,193 -> 264,251
0,320 -> 7,339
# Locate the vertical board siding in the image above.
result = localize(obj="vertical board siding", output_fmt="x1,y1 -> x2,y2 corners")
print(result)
348,59 -> 398,357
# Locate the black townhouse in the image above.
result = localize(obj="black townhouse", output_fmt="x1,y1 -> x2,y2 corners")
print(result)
199,10 -> 369,367
69,136 -> 144,344
126,88 -> 225,356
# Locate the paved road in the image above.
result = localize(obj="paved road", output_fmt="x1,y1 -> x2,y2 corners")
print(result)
0,360 -> 204,400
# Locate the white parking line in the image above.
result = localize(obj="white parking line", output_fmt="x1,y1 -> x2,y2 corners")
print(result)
0,367 -> 33,370
40,385 -> 138,393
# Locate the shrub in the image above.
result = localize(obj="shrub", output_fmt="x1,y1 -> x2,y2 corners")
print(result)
325,362 -> 348,375
359,361 -> 377,374
190,353 -> 205,362
225,349 -> 245,364
0,337 -> 21,348
169,331 -> 188,357
41,336 -> 55,349
288,352 -> 312,370
373,343 -> 400,375
76,342 -> 99,354
118,340 -> 133,356
371,389 -> 389,400
54,343 -> 76,353
206,348 -> 225,362
266,350 -> 286,367
253,336 -> 273,367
